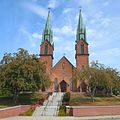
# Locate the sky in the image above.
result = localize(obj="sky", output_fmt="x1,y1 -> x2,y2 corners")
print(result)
0,0 -> 120,71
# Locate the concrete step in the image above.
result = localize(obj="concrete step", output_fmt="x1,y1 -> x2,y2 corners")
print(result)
32,92 -> 64,116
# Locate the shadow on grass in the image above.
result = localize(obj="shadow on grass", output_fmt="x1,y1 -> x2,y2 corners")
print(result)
0,93 -> 46,108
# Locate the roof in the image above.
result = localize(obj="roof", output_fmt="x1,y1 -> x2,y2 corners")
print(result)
52,56 -> 75,69
42,10 -> 53,45
76,9 -> 87,43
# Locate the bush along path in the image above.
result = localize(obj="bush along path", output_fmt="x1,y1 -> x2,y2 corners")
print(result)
32,92 -> 64,116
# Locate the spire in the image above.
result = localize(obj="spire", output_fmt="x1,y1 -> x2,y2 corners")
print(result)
76,9 -> 86,42
42,9 -> 53,45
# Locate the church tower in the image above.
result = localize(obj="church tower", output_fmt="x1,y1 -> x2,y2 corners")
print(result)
75,9 -> 89,70
40,10 -> 54,75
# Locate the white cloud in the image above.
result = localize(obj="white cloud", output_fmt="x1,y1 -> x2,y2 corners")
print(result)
19,27 -> 40,47
101,18 -> 111,27
62,8 -> 72,14
90,11 -> 111,27
48,0 -> 59,9
77,0 -> 92,5
54,36 -> 60,42
23,2 -> 48,19
103,0 -> 110,6
53,25 -> 75,36
32,33 -> 42,39
33,0 -> 38,2
90,47 -> 120,68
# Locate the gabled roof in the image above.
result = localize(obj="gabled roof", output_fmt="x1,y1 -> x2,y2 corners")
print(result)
52,56 -> 75,69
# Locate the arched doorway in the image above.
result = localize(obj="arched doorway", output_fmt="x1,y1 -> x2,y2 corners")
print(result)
81,82 -> 87,92
60,80 -> 67,92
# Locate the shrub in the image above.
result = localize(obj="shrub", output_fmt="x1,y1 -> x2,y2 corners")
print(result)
47,92 -> 52,96
30,93 -> 43,104
62,92 -> 70,104
22,108 -> 35,116
58,105 -> 66,116
18,93 -> 44,105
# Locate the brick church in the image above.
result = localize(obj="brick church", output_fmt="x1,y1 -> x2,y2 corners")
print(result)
40,10 -> 89,92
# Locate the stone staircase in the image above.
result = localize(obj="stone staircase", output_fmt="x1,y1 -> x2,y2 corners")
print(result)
32,92 -> 64,116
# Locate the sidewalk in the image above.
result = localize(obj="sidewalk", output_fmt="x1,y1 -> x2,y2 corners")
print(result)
2,115 -> 120,120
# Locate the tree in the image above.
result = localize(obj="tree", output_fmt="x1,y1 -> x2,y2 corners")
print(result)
87,67 -> 108,102
85,61 -> 120,102
105,67 -> 120,95
0,48 -> 50,102
72,66 -> 89,92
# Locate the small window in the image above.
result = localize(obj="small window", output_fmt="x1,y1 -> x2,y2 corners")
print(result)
80,44 -> 84,54
81,65 -> 84,72
44,44 -> 48,54
62,62 -> 65,69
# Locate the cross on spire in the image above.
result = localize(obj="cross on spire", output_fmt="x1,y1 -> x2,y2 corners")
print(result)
76,7 -> 87,42
79,6 -> 82,11
42,8 -> 54,45
48,7 -> 51,11
63,53 -> 66,56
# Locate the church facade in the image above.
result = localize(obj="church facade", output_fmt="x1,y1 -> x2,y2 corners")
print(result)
40,10 -> 89,92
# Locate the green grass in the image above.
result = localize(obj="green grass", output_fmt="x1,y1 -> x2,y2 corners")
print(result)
0,92 -> 47,108
69,93 -> 120,106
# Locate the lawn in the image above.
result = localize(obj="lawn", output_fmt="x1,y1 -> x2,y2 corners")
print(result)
0,92 -> 48,109
69,93 -> 120,106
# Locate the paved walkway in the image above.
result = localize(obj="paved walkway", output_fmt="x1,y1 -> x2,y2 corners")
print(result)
2,115 -> 120,120
33,92 -> 64,116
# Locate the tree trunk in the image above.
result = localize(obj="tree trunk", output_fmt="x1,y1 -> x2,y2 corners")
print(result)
90,86 -> 96,103
13,89 -> 19,104
110,86 -> 113,96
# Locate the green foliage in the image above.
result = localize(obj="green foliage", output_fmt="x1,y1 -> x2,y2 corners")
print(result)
18,93 -> 45,105
63,92 -> 70,104
69,93 -> 120,106
83,61 -> 120,101
30,93 -> 44,104
58,105 -> 66,116
0,48 -> 50,102
72,61 -> 120,102
0,93 -> 46,107
0,89 -> 12,97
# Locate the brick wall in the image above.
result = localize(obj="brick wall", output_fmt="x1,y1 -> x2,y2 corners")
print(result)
51,57 -> 75,92
75,39 -> 89,70
66,106 -> 120,117
0,105 -> 31,119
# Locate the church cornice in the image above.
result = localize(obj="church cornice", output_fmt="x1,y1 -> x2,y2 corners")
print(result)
40,54 -> 54,59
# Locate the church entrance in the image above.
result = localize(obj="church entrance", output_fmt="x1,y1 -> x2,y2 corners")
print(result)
81,82 -> 87,92
60,80 -> 67,92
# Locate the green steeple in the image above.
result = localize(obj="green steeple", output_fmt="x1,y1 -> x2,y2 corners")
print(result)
42,10 -> 53,45
76,9 -> 86,42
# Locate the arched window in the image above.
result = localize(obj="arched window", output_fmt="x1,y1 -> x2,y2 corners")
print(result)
80,44 -> 84,54
44,44 -> 48,54
81,65 -> 84,72
62,62 -> 65,69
